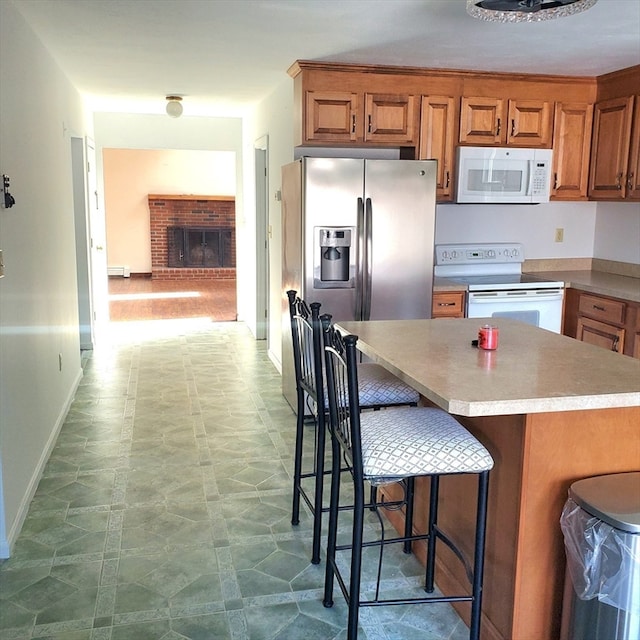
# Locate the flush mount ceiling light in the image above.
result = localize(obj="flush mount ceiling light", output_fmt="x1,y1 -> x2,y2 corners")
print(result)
165,95 -> 183,118
467,0 -> 598,23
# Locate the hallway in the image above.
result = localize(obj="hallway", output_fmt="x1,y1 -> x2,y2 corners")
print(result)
0,320 -> 468,639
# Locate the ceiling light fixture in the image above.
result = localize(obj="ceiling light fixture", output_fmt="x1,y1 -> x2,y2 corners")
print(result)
165,95 -> 183,118
466,0 -> 598,23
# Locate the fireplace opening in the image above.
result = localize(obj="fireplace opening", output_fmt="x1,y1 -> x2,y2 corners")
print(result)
168,226 -> 235,268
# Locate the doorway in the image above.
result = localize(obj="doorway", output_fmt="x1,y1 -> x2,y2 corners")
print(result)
254,136 -> 269,342
101,148 -> 238,324
71,136 -> 109,351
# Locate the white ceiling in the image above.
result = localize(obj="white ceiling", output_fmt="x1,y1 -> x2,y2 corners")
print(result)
12,0 -> 640,117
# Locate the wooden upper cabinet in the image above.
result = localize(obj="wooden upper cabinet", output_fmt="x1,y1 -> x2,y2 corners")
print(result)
303,90 -> 416,145
419,95 -> 457,201
364,93 -> 417,144
588,96 -> 635,199
305,91 -> 358,143
459,97 -> 553,147
508,100 -> 553,146
550,102 -> 594,200
459,97 -> 504,145
626,97 -> 640,200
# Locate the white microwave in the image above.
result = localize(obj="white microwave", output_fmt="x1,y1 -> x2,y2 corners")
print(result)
456,146 -> 553,204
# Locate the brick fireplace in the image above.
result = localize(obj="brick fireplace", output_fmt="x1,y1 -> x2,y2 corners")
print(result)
148,195 -> 236,280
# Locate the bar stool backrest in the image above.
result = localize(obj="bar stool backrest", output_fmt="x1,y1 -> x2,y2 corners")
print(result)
321,317 -> 363,480
287,291 -> 326,413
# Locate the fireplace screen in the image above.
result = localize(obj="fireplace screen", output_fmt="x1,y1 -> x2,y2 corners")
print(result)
168,226 -> 235,268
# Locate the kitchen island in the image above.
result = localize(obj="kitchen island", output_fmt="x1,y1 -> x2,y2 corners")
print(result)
335,318 -> 640,640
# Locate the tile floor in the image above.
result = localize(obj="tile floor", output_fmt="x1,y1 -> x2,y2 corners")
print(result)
0,319 -> 469,640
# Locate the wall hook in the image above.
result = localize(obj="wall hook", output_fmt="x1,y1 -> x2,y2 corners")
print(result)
2,174 -> 16,208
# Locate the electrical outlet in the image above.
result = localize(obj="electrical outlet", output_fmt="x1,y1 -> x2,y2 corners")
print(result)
555,228 -> 564,243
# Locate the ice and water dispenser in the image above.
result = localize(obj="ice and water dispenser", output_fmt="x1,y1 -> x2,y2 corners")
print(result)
314,227 -> 354,289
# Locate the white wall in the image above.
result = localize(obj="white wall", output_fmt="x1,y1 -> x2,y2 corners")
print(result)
593,202 -> 640,264
435,201 -> 597,259
0,2 -> 90,557
245,79 -> 295,370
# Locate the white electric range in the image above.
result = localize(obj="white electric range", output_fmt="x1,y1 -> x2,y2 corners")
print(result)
434,243 -> 565,333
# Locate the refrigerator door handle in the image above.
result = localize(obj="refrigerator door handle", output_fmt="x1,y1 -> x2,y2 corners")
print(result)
355,197 -> 365,321
363,197 -> 373,321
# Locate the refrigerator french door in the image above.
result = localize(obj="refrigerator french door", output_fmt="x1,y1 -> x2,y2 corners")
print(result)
281,157 -> 437,409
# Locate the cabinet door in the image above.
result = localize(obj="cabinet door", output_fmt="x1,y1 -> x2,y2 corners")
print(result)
551,102 -> 594,200
507,100 -> 553,147
626,96 -> 640,201
588,96 -> 634,199
432,291 -> 465,318
576,317 -> 625,353
305,91 -> 358,143
459,97 -> 505,145
364,93 -> 417,144
419,95 -> 456,201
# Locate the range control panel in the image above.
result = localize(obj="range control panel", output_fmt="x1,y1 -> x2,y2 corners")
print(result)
435,243 -> 524,266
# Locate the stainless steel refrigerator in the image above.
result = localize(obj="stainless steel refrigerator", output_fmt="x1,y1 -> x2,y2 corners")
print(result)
281,157 -> 437,408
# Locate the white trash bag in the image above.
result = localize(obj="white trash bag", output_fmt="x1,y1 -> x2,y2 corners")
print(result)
560,498 -> 640,615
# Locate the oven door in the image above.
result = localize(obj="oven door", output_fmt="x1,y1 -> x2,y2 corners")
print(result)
467,289 -> 564,333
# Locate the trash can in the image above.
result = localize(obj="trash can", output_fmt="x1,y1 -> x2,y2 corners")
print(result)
560,472 -> 640,640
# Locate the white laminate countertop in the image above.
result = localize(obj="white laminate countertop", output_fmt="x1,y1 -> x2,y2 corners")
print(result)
336,318 -> 640,417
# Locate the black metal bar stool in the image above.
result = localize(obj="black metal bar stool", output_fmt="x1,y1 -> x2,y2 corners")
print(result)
286,290 -> 420,564
321,318 -> 494,640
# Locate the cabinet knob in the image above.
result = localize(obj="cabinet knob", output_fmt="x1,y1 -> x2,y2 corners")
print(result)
496,118 -> 501,136
511,119 -> 516,137
616,172 -> 623,189
627,173 -> 634,190
352,114 -> 356,134
445,171 -> 450,188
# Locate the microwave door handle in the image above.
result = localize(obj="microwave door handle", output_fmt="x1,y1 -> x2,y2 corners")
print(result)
526,160 -> 534,196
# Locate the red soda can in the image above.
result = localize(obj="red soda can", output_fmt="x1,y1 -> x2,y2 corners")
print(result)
478,325 -> 499,350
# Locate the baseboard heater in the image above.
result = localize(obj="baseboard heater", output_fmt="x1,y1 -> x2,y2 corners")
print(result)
107,266 -> 131,277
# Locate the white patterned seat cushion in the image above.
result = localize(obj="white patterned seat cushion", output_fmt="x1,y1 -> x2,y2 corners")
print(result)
359,407 -> 494,482
358,363 -> 420,407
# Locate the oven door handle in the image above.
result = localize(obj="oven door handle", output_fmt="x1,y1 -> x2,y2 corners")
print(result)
468,290 -> 564,302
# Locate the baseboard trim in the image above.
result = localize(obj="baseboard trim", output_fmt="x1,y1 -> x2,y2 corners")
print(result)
0,367 -> 83,559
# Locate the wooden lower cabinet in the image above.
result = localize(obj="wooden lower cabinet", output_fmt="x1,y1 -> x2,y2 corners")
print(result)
432,291 -> 465,318
564,288 -> 639,358
378,407 -> 640,640
576,316 -> 625,353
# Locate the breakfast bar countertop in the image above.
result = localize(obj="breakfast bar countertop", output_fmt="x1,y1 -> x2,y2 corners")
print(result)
336,317 -> 640,640
335,317 -> 640,417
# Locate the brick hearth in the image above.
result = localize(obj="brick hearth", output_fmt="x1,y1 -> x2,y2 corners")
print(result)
148,195 -> 236,280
